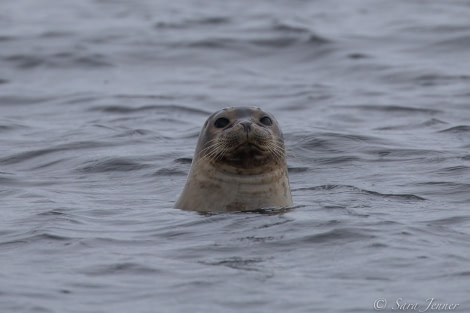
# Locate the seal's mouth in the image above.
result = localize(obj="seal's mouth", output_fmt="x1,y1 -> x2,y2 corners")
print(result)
222,142 -> 271,166
232,142 -> 267,153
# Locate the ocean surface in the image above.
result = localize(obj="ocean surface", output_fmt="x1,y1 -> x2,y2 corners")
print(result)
1,1 -> 470,312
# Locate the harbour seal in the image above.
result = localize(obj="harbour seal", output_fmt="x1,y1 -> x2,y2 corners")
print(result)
175,107 -> 293,212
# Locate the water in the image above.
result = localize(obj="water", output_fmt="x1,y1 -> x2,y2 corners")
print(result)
1,0 -> 470,312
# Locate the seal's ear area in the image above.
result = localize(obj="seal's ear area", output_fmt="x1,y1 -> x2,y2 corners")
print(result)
203,110 -> 219,129
195,115 -> 216,156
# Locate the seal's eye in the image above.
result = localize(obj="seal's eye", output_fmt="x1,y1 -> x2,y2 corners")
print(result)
260,116 -> 272,126
214,117 -> 230,128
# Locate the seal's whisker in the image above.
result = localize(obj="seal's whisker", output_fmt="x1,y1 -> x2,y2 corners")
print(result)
196,144 -> 224,165
198,139 -> 225,159
285,149 -> 296,158
266,141 -> 285,155
198,139 -> 219,156
269,149 -> 284,162
202,141 -> 230,163
269,145 -> 287,163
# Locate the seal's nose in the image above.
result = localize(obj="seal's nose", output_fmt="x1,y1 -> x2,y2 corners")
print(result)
240,121 -> 252,132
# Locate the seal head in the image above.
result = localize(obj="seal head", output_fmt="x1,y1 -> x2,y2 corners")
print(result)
175,107 -> 293,212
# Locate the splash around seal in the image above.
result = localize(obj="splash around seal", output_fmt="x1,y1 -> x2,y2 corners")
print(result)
175,107 -> 293,212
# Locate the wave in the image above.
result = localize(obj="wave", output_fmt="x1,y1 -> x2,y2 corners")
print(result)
0,95 -> 55,105
439,125 -> 470,133
78,158 -> 151,173
0,232 -> 72,248
421,215 -> 470,226
155,16 -> 232,29
184,33 -> 329,50
81,262 -> 161,276
296,184 -> 425,201
4,52 -> 113,69
335,104 -> 441,115
89,104 -> 209,115
0,141 -> 111,165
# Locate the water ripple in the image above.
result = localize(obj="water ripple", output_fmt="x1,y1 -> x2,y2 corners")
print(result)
439,125 -> 470,133
0,141 -> 112,165
81,263 -> 162,276
78,158 -> 152,173
200,257 -> 266,271
155,16 -> 232,29
297,185 -> 425,201
4,53 -> 113,69
89,104 -> 209,115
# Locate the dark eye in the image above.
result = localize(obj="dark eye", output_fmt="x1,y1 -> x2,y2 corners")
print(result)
260,116 -> 272,126
214,117 -> 230,128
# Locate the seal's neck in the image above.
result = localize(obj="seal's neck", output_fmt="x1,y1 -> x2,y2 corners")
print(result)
192,160 -> 288,186
177,158 -> 293,211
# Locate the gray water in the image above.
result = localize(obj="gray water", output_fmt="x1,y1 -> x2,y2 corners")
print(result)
1,1 -> 470,312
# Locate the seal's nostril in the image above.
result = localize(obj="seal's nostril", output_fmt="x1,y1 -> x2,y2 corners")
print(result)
240,121 -> 251,132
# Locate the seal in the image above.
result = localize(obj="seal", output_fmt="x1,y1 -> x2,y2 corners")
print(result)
175,106 -> 293,212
